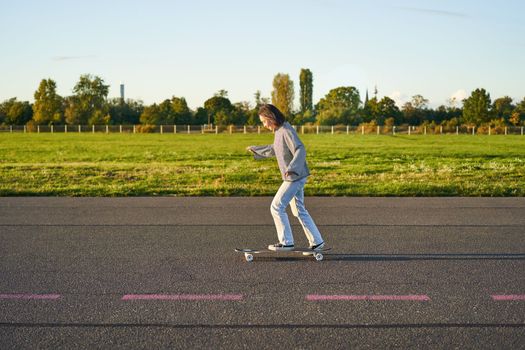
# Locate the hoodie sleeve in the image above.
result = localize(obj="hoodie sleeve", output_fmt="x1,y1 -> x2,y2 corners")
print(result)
282,128 -> 307,174
248,144 -> 275,160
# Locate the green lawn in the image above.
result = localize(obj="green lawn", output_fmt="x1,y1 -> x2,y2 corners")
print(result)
1,133 -> 524,196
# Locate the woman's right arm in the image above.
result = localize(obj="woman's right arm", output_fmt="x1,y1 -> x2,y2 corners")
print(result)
246,145 -> 275,159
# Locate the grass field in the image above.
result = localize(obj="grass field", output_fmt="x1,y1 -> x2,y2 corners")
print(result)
1,133 -> 524,196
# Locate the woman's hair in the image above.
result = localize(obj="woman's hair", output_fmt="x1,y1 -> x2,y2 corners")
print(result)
258,104 -> 285,127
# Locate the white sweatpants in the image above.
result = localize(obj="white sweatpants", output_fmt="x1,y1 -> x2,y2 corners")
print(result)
270,177 -> 324,246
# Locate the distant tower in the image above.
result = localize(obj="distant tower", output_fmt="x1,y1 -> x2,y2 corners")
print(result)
120,82 -> 125,101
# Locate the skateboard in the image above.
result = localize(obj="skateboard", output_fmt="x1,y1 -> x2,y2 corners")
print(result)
235,247 -> 331,262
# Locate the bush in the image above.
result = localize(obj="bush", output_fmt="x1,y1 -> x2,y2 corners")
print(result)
358,121 -> 378,134
136,124 -> 156,133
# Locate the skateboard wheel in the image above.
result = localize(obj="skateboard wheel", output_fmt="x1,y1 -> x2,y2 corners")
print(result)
314,253 -> 323,261
245,253 -> 254,262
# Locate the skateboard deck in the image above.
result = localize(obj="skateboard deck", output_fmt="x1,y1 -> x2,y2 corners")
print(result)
235,247 -> 331,262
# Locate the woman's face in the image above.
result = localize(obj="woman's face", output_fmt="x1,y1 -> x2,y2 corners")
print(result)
259,115 -> 275,131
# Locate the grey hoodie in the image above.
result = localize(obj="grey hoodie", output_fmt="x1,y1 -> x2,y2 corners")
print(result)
249,122 -> 310,182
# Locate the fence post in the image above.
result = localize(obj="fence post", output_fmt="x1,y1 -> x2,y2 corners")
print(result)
424,126 -> 427,135
24,125 -> 27,133
120,125 -> 123,133
10,125 -> 13,133
160,125 -> 163,134
92,125 -> 95,134
489,126 -> 491,136
362,126 -> 364,135
408,126 -> 411,136
258,126 -> 260,134
174,125 -> 176,134
216,125 -> 218,134
346,125 -> 349,135
78,125 -> 81,133
302,125 -> 305,135
456,126 -> 459,135
393,126 -> 396,135
331,125 -> 334,135
65,125 -> 68,133
244,125 -> 247,134
316,125 -> 319,135
377,126 -> 380,135
505,127 -> 508,136
51,125 -> 54,133
38,125 -> 40,133
106,125 -> 109,134
187,125 -> 190,134
522,126 -> 524,136
229,125 -> 232,134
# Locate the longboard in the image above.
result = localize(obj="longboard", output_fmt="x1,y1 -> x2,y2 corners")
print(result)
235,247 -> 331,262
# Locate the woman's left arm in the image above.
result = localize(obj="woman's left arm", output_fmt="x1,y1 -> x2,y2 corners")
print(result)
283,129 -> 307,174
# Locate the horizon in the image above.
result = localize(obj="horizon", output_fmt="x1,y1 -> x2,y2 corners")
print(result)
1,0 -> 524,109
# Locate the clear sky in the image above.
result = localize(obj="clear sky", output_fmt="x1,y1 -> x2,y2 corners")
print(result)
1,0 -> 524,109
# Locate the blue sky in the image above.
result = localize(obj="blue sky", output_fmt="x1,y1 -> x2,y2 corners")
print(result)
1,0 -> 524,109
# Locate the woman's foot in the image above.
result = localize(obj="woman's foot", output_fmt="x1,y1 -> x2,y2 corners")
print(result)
303,242 -> 325,255
268,243 -> 294,251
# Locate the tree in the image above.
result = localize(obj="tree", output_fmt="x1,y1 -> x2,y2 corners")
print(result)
271,73 -> 294,117
363,95 -> 379,123
401,102 -> 415,125
377,97 -> 402,125
402,95 -> 429,125
139,104 -> 162,125
215,89 -> 228,98
462,88 -> 491,126
213,102 -> 250,126
254,90 -> 270,107
411,94 -> 428,110
66,74 -> 109,125
299,68 -> 313,114
492,96 -> 514,124
315,86 -> 361,125
0,98 -> 33,125
170,97 -> 192,124
158,99 -> 173,124
203,95 -> 233,125
231,101 -> 250,125
511,97 -> 525,126
193,107 -> 208,125
247,91 -> 270,125
108,98 -> 144,125
33,79 -> 64,125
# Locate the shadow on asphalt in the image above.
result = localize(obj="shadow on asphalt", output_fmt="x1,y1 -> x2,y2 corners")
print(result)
326,253 -> 525,261
235,253 -> 525,263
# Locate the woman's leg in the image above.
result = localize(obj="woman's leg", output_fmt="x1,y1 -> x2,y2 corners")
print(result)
270,180 -> 303,245
290,179 -> 324,246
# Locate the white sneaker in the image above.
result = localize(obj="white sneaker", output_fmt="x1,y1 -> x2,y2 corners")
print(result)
268,243 -> 295,252
303,242 -> 325,255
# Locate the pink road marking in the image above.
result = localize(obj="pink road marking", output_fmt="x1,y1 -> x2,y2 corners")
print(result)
0,294 -> 60,300
306,294 -> 431,301
121,294 -> 243,301
492,295 -> 525,301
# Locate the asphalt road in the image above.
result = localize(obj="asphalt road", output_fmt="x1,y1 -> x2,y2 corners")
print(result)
1,197 -> 524,349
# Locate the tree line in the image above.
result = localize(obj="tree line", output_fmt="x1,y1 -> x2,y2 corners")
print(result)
1,70 -> 524,128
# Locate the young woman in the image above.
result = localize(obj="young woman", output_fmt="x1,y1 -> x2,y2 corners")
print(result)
247,104 -> 325,252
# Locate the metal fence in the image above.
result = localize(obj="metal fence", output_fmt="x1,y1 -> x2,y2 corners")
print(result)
0,124 -> 524,135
